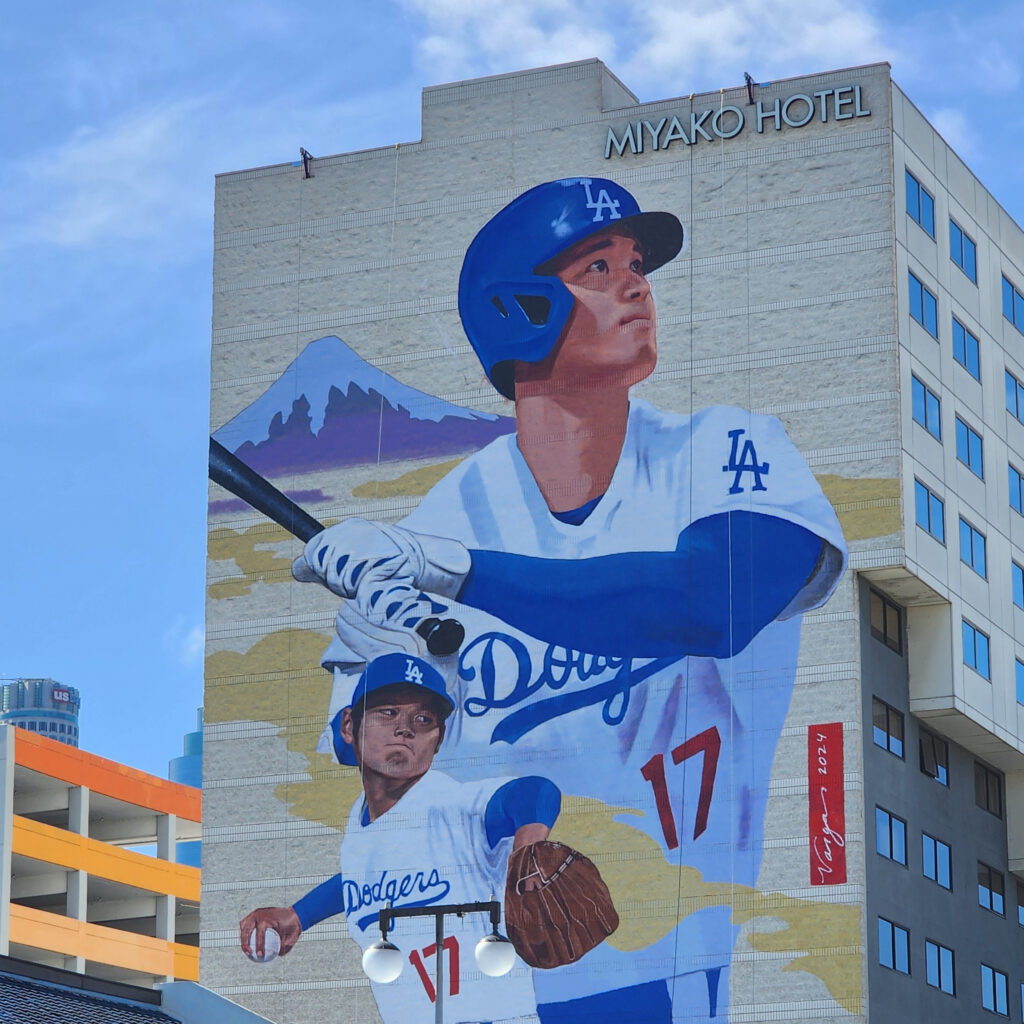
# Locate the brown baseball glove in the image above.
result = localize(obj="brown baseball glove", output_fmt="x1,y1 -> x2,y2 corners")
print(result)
504,840 -> 619,969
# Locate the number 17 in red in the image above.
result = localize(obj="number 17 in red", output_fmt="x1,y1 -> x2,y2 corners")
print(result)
641,726 -> 721,850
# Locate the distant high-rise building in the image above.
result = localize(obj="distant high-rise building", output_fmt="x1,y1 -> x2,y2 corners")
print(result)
0,679 -> 80,747
168,709 -> 203,868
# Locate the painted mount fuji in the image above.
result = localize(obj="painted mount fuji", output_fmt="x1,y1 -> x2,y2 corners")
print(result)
214,335 -> 514,478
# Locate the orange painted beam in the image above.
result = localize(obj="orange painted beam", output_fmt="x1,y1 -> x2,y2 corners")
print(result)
9,904 -> 199,981
13,729 -> 200,822
12,816 -> 200,901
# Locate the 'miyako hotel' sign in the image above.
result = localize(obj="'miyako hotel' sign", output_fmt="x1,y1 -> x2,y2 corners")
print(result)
604,85 -> 870,158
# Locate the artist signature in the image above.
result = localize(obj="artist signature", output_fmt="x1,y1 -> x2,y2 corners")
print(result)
811,785 -> 846,884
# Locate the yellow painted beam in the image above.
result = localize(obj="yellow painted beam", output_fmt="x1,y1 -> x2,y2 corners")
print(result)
9,904 -> 199,981
12,815 -> 200,901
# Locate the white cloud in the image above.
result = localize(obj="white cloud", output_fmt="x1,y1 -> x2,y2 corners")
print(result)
21,99 -> 209,248
928,107 -> 978,162
400,0 -> 618,82
398,0 -> 894,98
163,617 -> 205,668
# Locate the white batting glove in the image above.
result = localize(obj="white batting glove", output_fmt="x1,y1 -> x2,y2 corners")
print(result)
334,559 -> 456,663
292,519 -> 470,599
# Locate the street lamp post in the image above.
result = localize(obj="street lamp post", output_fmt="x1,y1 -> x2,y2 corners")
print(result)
362,899 -> 516,1024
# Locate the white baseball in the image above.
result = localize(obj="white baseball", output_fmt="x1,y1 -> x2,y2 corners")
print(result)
247,927 -> 282,963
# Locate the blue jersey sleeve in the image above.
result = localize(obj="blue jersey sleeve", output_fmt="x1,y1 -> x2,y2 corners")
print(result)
292,874 -> 346,932
484,776 -> 561,848
457,511 -> 822,658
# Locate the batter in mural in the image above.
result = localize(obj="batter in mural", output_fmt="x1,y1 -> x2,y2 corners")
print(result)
242,178 -> 848,1022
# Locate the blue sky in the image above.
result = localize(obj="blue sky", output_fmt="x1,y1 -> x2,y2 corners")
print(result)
2,0 -> 1023,778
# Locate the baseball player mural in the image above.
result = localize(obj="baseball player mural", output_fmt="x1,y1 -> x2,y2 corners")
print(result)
233,178 -> 848,1023
240,652 -> 595,1024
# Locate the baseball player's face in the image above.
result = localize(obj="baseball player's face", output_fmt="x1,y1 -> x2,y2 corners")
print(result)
519,229 -> 656,393
345,685 -> 445,781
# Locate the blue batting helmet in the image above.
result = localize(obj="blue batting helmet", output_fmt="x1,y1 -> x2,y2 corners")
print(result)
458,178 -> 685,399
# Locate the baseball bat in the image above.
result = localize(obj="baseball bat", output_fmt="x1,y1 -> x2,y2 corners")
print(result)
209,438 -> 465,657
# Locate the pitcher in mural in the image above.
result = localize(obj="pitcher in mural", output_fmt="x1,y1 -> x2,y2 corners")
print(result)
241,652 -> 562,1023
281,178 -> 847,1022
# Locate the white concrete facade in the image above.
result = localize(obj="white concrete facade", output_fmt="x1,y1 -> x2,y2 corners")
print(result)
204,60 -> 1024,1023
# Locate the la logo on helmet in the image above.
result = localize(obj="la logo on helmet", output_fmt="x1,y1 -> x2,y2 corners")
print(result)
581,181 -> 622,222
404,659 -> 425,685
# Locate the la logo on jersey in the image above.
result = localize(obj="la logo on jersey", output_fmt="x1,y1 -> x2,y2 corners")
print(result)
723,428 -> 769,494
405,659 -> 425,685
581,181 -> 621,222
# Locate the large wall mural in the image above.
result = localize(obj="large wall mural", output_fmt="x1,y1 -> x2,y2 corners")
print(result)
220,177 -> 854,1023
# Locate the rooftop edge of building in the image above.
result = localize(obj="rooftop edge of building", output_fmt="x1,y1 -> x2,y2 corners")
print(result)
213,57 -> 893,181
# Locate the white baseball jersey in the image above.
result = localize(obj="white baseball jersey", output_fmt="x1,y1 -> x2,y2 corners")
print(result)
340,770 -> 539,1024
323,400 -> 847,1007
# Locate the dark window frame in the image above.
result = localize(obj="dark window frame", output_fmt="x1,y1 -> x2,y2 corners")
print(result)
975,761 -> 1003,818
981,962 -> 1009,1016
1012,464 -> 1024,515
1006,369 -> 1024,423
875,806 -> 908,865
963,619 -> 991,680
910,270 -> 939,337
912,374 -> 942,439
959,516 -> 988,578
914,479 -> 946,543
872,697 -> 905,758
1003,275 -> 1024,335
950,218 -> 977,282
878,915 -> 910,975
920,730 -> 949,785
922,832 -> 952,889
870,590 -> 904,653
925,938 -> 955,995
955,416 -> 984,478
906,170 -> 935,237
952,317 -> 981,380
978,861 -> 1005,916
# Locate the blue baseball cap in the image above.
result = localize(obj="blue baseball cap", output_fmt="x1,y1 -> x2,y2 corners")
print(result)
331,653 -> 454,766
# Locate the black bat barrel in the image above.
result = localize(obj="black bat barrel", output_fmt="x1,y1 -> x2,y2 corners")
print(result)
207,437 -> 464,656
209,438 -> 324,542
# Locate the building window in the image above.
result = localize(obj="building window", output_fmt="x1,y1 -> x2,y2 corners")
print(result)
912,375 -> 942,438
870,590 -> 903,652
876,807 -> 907,864
925,939 -> 955,994
963,620 -> 991,679
910,271 -> 939,337
1014,563 -> 1024,609
872,697 -> 904,757
981,963 -> 1008,1016
923,833 -> 952,889
915,480 -> 945,542
959,518 -> 987,577
1007,370 -> 1024,424
1003,276 -> 1024,334
978,863 -> 1005,915
955,417 -> 984,478
920,730 -> 949,785
1013,465 -> 1024,515
878,917 -> 910,974
975,761 -> 1003,817
953,318 -> 981,380
1017,660 -> 1024,706
950,219 -> 977,282
906,170 -> 935,236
